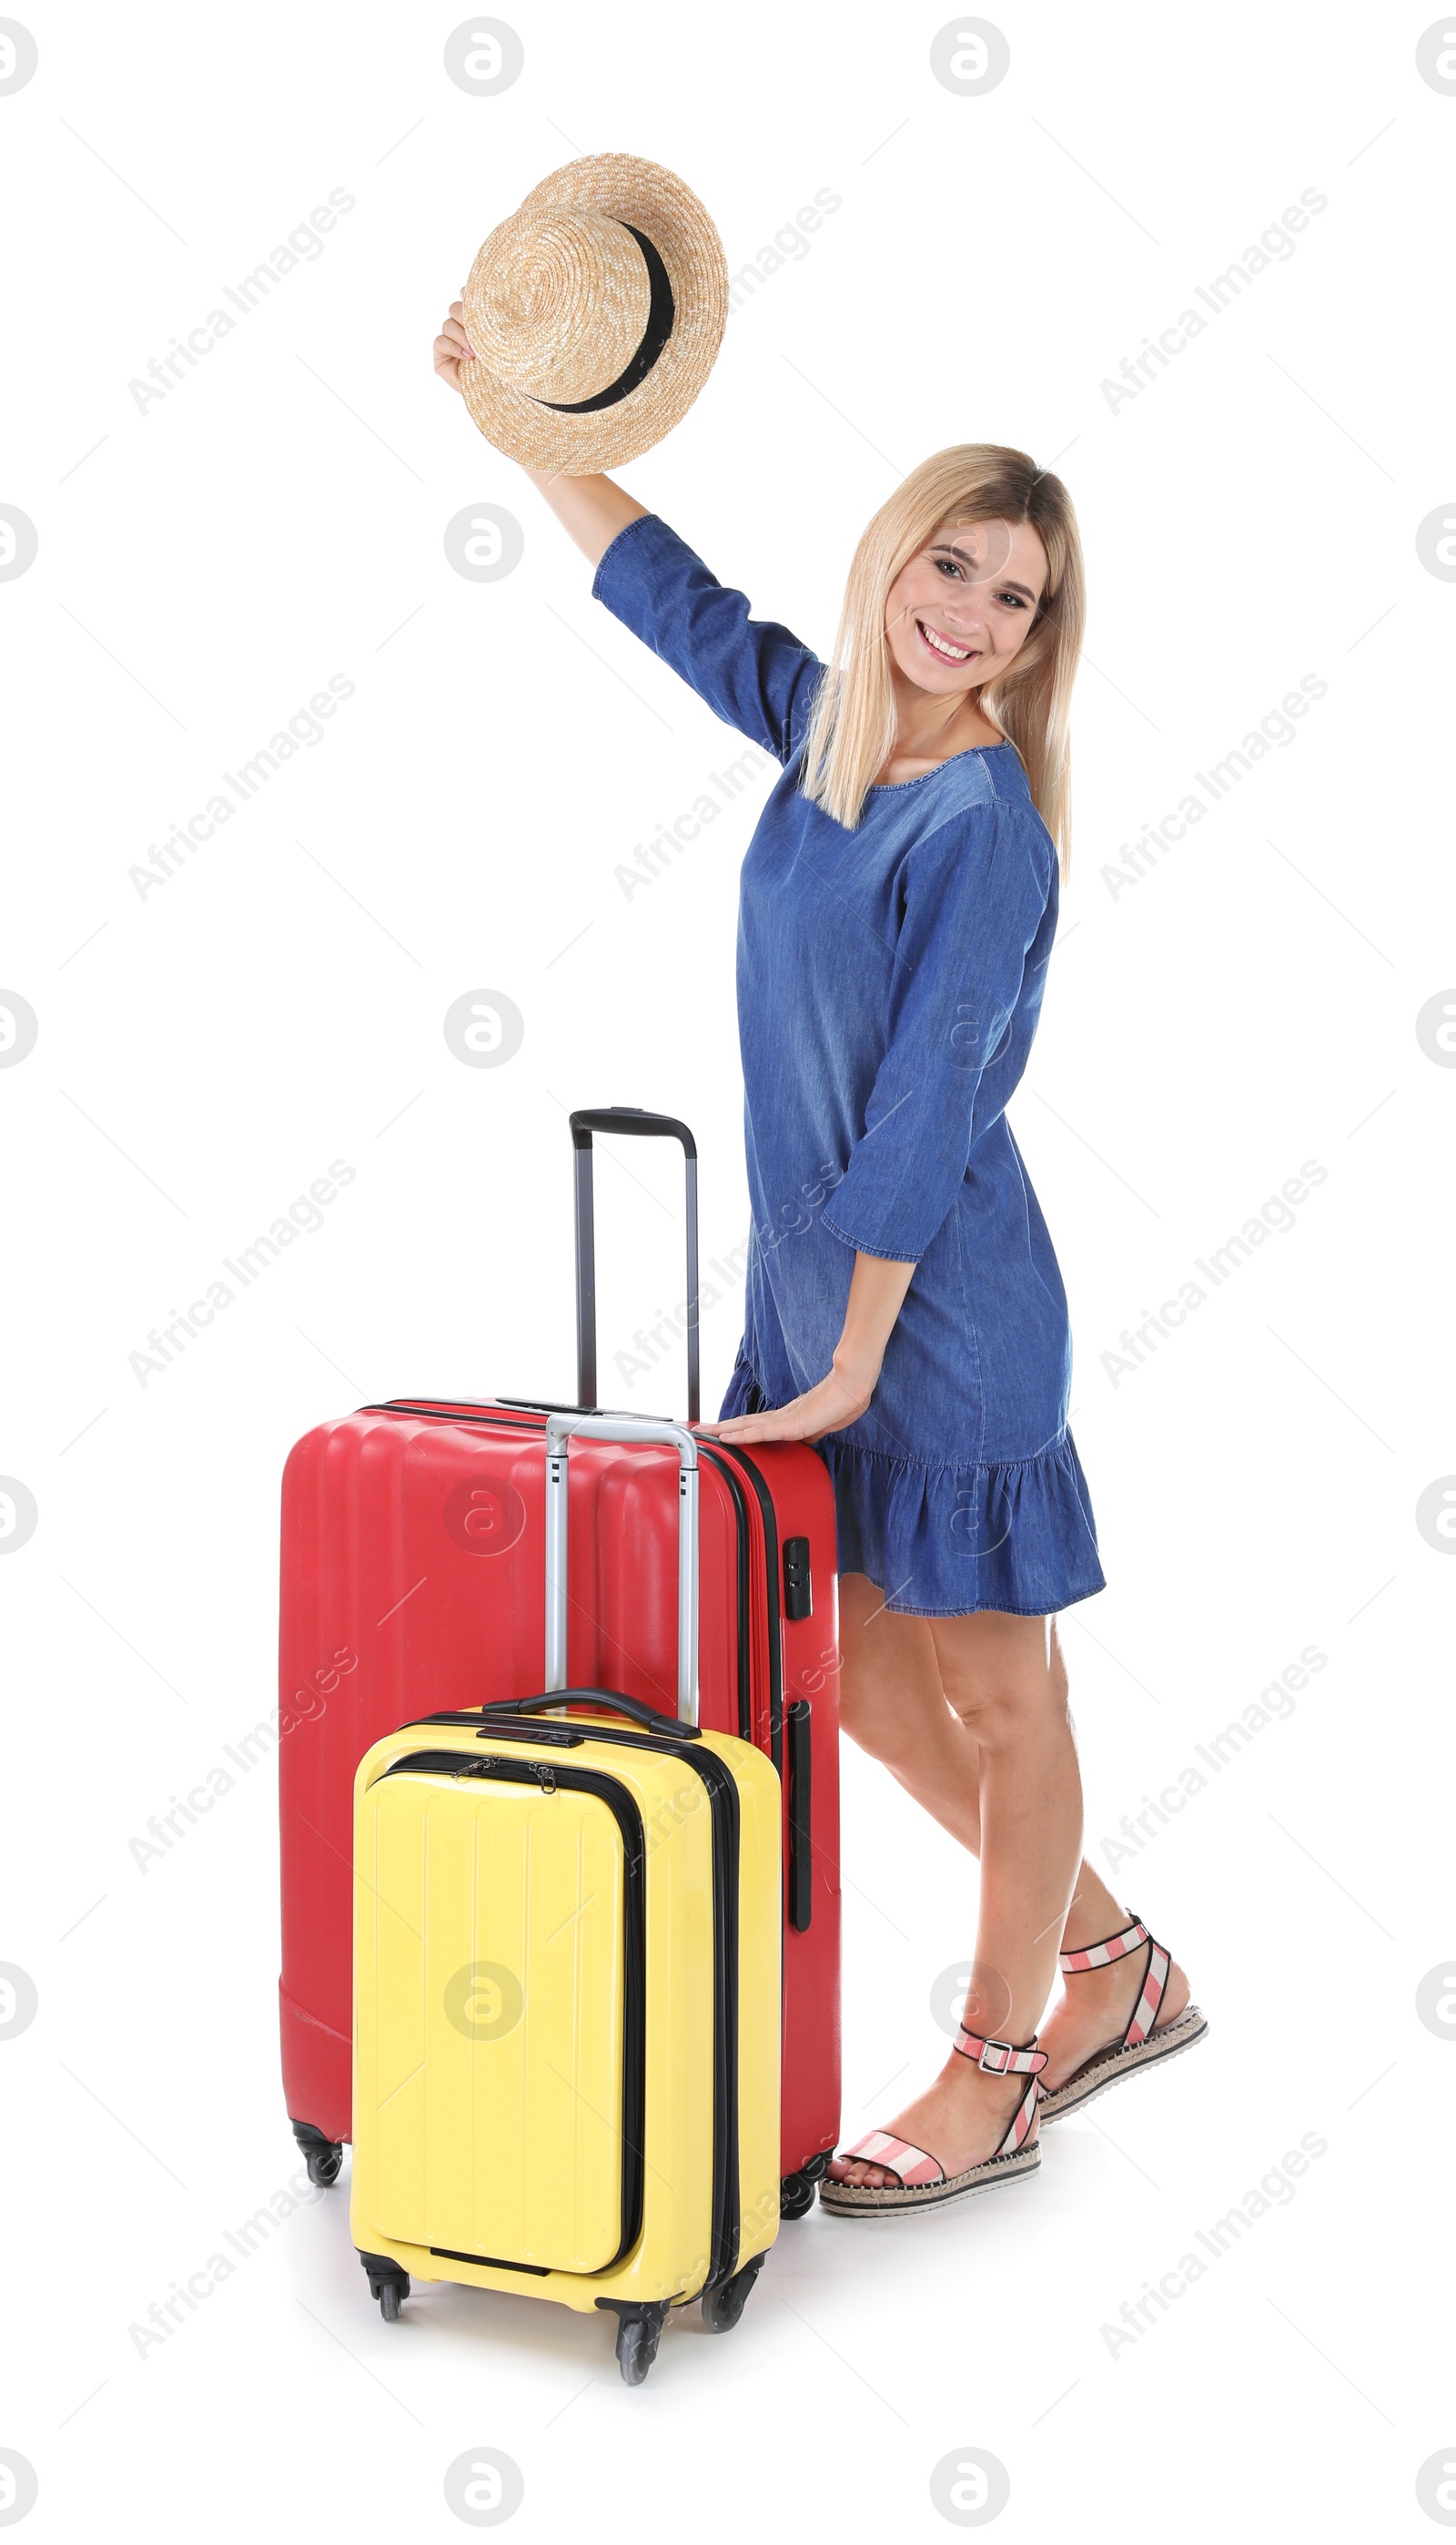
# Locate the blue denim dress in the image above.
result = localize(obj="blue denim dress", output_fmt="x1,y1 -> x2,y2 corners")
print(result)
593,513 -> 1105,1617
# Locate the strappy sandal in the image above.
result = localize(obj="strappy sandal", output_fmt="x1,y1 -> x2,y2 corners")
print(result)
1036,1911 -> 1208,2125
818,2025 -> 1046,2215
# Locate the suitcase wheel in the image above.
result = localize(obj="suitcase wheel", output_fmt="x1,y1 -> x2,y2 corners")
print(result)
359,2252 -> 410,2321
292,2120 -> 345,2189
779,2170 -> 818,2219
616,2318 -> 657,2385
700,2251 -> 766,2334
597,2298 -> 670,2385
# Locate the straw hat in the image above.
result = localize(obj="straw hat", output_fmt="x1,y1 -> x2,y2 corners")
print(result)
459,154 -> 729,474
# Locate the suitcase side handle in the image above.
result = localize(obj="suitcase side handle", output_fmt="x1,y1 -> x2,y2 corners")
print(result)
477,1689 -> 703,1741
570,1108 -> 700,1425
786,1698 -> 813,1930
544,1412 -> 700,1726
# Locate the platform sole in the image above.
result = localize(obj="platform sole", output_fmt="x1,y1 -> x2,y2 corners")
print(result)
817,2141 -> 1041,2217
1036,2005 -> 1209,2125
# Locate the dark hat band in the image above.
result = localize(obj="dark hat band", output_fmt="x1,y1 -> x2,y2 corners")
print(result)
532,223 -> 676,415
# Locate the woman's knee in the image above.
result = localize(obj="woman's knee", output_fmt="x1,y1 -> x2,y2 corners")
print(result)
931,1614 -> 1068,1742
945,1667 -> 1069,1747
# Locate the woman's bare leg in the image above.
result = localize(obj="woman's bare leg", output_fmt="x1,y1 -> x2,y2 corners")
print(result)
831,1602 -> 1080,2182
831,1579 -> 1189,2178
834,1571 -> 988,1851
837,1570 -> 1138,1936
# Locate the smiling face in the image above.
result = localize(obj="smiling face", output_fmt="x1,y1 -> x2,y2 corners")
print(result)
884,516 -> 1049,696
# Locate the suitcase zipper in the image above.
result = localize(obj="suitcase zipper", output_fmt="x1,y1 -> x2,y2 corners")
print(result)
696,1445 -> 754,1743
704,1444 -> 785,1772
450,1757 -> 557,1792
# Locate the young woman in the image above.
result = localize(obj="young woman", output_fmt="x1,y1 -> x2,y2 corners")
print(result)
435,302 -> 1208,2212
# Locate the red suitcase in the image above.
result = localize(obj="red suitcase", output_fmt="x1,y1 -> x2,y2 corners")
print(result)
278,1107 -> 842,2214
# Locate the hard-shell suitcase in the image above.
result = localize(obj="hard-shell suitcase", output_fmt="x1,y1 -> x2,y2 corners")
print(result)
351,1412 -> 782,2384
278,1108 -> 842,2209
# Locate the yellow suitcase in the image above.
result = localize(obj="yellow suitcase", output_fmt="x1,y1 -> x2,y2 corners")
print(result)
349,1414 -> 782,2383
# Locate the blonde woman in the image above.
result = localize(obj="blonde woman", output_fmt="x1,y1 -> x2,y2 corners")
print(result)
436,304 -> 1207,2211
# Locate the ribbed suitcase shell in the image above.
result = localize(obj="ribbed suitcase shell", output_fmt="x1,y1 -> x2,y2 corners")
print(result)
351,1712 -> 782,2314
279,1397 -> 842,2189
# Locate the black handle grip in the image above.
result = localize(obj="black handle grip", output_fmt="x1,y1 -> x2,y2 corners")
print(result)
570,1106 -> 697,1156
477,1687 -> 703,1741
569,1107 -> 700,1424
787,1698 -> 813,1931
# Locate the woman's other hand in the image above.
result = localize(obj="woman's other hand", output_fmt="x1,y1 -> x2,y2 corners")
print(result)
703,1251 -> 915,1446
703,1356 -> 878,1447
433,298 -> 475,391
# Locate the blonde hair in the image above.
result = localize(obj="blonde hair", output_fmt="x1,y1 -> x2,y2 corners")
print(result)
798,445 -> 1086,876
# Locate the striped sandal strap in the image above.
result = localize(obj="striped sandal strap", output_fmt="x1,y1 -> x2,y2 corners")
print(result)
1058,1911 -> 1170,2053
1122,1935 -> 1170,2049
1058,1912 -> 1151,1973
837,2130 -> 945,2189
951,2025 -> 1048,2077
998,2072 -> 1042,2157
950,2027 -> 1046,2157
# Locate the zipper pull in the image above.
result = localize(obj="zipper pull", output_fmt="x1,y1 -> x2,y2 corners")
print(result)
534,1765 -> 558,1794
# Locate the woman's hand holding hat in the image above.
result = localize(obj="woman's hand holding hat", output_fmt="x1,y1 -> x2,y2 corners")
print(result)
433,298 -> 475,394
434,154 -> 727,474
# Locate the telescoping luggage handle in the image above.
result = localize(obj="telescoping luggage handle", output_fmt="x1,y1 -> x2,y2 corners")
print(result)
571,1108 -> 699,1425
543,1411 -> 699,1726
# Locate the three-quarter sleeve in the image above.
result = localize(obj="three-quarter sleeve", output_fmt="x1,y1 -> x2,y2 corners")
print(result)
819,802 -> 1054,1262
592,512 -> 824,766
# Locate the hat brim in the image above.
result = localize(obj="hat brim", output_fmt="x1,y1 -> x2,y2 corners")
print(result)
460,154 -> 729,474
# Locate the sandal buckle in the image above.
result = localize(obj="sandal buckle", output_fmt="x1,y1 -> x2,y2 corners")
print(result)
977,2035 -> 1015,2074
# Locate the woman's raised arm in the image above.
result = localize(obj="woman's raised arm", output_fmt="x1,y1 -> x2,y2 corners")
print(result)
434,291 -> 820,758
518,465 -> 647,566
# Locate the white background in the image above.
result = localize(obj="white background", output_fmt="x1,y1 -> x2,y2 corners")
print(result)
3,1 -> 1453,2536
